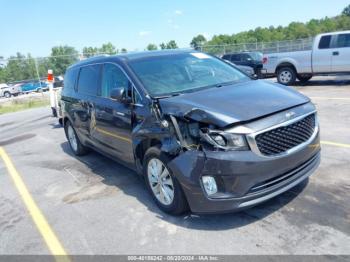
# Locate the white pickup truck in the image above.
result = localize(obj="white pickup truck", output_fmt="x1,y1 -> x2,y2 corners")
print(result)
0,83 -> 21,98
262,31 -> 350,85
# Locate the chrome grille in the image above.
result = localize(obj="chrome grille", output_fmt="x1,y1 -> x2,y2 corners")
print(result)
255,114 -> 316,156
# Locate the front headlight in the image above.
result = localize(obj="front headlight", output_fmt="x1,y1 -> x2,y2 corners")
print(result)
200,129 -> 249,151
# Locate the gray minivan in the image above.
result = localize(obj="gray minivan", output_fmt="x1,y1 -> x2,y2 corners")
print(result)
61,50 -> 320,215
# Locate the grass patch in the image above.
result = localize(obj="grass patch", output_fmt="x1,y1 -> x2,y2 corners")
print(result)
0,98 -> 50,115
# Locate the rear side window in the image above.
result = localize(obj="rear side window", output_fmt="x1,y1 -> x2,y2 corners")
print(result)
222,54 -> 231,60
77,64 -> 101,96
335,34 -> 350,48
64,67 -> 79,90
230,54 -> 241,62
318,35 -> 331,49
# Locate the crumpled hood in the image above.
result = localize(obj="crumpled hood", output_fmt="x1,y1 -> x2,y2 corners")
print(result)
158,80 -> 310,128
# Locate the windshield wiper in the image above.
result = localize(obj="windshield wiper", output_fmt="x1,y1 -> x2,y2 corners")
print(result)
216,80 -> 240,87
204,80 -> 238,89
154,93 -> 182,99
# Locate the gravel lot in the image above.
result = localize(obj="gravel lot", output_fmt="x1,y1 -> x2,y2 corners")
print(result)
0,76 -> 349,255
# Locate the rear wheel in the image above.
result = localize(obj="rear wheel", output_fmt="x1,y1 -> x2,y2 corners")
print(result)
143,147 -> 189,215
4,91 -> 11,98
64,120 -> 89,156
277,67 -> 296,85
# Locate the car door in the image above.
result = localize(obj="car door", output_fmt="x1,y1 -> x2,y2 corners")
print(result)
312,35 -> 333,73
92,63 -> 134,165
230,54 -> 241,65
75,64 -> 101,140
331,33 -> 350,72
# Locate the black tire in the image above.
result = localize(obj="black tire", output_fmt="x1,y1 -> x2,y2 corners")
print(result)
297,75 -> 312,83
277,67 -> 296,85
143,147 -> 189,215
64,120 -> 89,156
4,91 -> 11,98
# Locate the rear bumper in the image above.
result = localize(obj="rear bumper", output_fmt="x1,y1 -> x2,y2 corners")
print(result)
168,132 -> 321,214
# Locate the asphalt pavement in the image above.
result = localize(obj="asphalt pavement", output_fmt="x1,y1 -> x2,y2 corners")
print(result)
0,77 -> 349,255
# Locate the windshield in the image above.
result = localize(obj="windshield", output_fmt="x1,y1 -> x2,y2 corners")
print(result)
129,52 -> 249,97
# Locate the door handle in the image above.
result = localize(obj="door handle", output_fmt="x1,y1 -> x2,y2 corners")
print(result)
333,51 -> 339,56
114,111 -> 125,116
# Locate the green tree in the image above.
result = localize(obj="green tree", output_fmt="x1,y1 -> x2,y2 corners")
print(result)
343,4 -> 350,16
83,42 -> 117,57
0,56 -> 7,82
166,40 -> 178,49
49,46 -> 79,75
159,43 -> 167,50
190,34 -> 207,49
37,57 -> 52,77
99,42 -> 117,55
5,53 -> 34,82
83,46 -> 98,58
146,43 -> 158,50
203,8 -> 350,52
159,41 -> 178,49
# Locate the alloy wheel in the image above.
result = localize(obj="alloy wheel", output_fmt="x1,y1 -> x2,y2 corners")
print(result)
67,124 -> 78,152
279,70 -> 292,84
147,158 -> 174,206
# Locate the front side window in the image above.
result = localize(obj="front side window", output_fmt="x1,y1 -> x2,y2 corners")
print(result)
249,52 -> 263,61
241,54 -> 252,62
129,52 -> 249,97
101,63 -> 130,98
318,35 -> 331,49
77,64 -> 101,95
335,34 -> 350,48
133,88 -> 143,104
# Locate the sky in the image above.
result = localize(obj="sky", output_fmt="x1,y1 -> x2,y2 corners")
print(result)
0,0 -> 349,58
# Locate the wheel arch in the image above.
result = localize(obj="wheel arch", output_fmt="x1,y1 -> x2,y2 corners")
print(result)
134,138 -> 162,166
275,62 -> 297,74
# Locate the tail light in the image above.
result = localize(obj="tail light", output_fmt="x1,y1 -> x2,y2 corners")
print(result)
262,57 -> 268,64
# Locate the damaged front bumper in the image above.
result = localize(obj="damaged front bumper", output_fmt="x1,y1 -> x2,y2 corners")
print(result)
168,132 -> 321,214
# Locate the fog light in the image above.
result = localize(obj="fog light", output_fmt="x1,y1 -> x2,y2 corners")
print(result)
202,176 -> 218,196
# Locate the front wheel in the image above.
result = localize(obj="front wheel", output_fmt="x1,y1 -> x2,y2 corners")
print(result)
4,91 -> 11,98
143,147 -> 189,215
277,67 -> 296,85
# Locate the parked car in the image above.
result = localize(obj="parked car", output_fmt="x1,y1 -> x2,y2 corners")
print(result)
223,60 -> 255,77
61,50 -> 320,215
0,83 -> 21,98
222,51 -> 263,76
21,81 -> 48,93
262,30 -> 350,85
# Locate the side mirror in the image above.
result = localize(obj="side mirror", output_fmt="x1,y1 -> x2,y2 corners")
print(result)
110,87 -> 132,103
110,87 -> 126,101
251,74 -> 259,80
